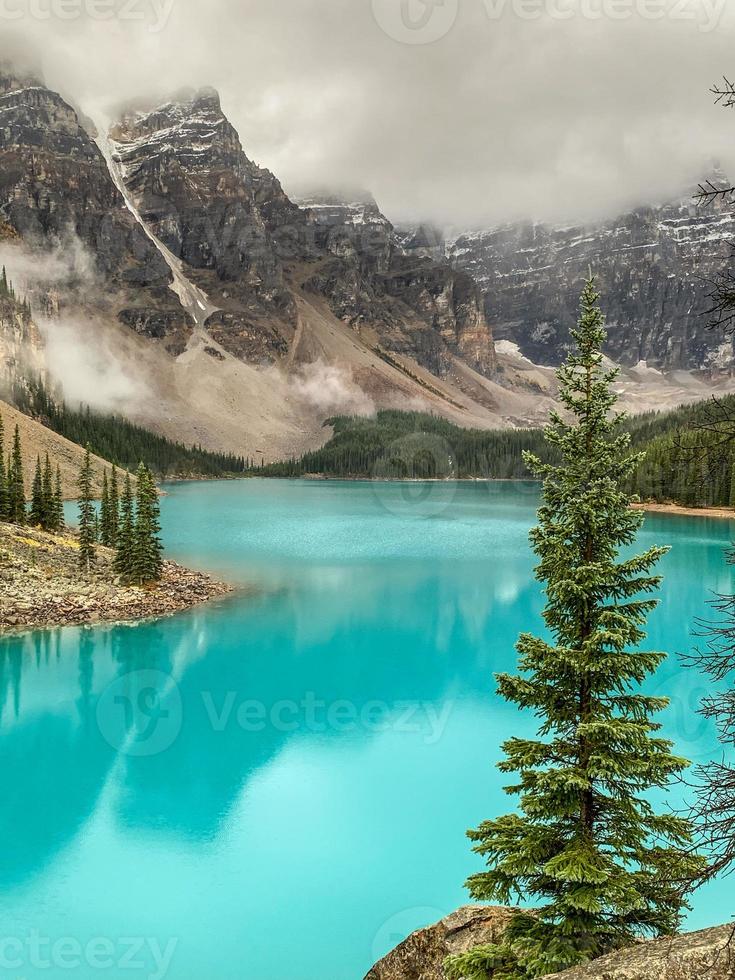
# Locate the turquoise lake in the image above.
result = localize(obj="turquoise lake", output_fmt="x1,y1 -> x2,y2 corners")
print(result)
0,479 -> 733,979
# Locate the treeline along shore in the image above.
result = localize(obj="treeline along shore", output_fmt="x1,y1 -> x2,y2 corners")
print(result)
257,404 -> 735,516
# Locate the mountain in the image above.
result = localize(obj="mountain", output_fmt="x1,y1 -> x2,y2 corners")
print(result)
2,64 -> 735,462
0,65 -> 191,348
446,173 -> 735,372
0,70 -> 535,459
110,91 -> 496,379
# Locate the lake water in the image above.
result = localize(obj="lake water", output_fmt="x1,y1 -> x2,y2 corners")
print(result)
1,480 -> 733,980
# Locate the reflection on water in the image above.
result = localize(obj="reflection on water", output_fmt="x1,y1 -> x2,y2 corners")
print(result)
1,481 -> 733,980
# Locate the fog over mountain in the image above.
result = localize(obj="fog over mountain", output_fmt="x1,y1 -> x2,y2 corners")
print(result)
4,0 -> 735,228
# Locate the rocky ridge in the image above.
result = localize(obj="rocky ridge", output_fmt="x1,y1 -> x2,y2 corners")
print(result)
0,67 -> 188,344
446,172 -> 735,372
109,90 -> 496,378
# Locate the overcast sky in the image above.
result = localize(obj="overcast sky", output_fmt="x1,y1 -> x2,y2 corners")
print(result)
4,0 -> 735,228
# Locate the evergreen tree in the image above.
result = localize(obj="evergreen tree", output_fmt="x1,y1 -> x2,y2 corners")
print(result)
7,424 -> 26,525
447,279 -> 706,980
42,454 -> 54,529
109,465 -> 120,547
29,457 -> 44,527
53,466 -> 65,533
114,472 -> 135,581
99,471 -> 112,547
77,445 -> 96,576
131,463 -> 163,585
0,412 -> 8,521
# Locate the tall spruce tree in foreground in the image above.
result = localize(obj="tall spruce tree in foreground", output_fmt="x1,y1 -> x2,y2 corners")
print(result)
447,279 -> 705,980
77,445 -> 96,575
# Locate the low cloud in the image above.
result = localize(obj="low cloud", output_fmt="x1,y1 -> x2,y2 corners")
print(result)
39,314 -> 149,412
0,235 -> 97,296
291,361 -> 376,417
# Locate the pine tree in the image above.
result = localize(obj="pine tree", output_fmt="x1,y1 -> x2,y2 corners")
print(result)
114,471 -> 135,582
0,412 -> 8,522
7,424 -> 26,525
53,466 -> 65,533
99,471 -> 112,547
109,464 -> 120,547
77,445 -> 96,576
42,454 -> 54,529
447,279 -> 706,980
131,463 -> 163,585
30,457 -> 44,527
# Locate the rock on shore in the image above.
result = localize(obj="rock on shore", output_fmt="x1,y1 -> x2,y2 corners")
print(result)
0,521 -> 232,632
364,907 -> 735,980
364,907 -> 513,980
544,924 -> 735,980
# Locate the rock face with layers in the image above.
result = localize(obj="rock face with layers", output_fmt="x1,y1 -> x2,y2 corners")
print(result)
447,173 -> 735,372
298,189 -> 497,377
364,906 -> 514,980
109,91 -> 496,376
0,291 -> 45,390
0,67 -> 191,343
110,87 -> 304,351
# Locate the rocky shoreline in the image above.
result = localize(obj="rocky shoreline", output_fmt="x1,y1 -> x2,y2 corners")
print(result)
366,906 -> 735,980
632,501 -> 735,520
0,521 -> 233,633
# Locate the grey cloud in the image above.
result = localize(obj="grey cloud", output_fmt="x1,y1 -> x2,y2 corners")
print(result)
2,0 -> 735,228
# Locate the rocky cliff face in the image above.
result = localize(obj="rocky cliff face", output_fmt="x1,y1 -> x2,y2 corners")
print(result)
0,68 -> 191,347
108,91 -> 496,376
298,190 -> 496,376
0,291 -> 45,392
110,88 -> 304,347
447,176 -> 735,372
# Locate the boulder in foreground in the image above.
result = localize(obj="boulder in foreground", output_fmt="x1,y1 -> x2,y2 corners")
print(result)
544,923 -> 735,980
364,906 -> 513,980
364,907 -> 735,980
